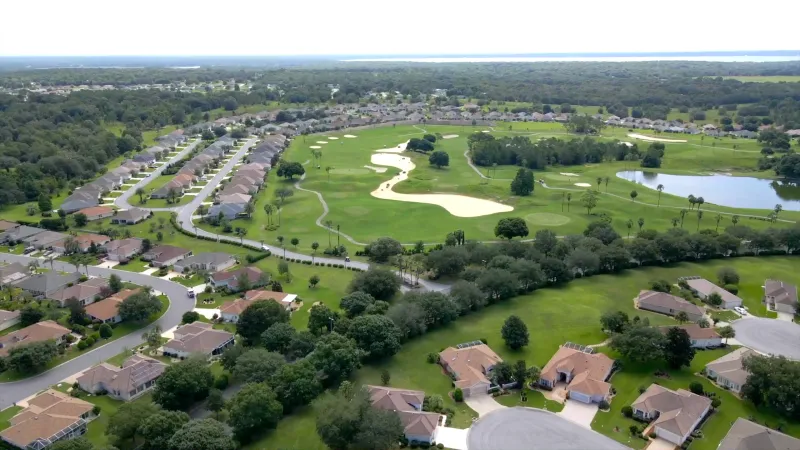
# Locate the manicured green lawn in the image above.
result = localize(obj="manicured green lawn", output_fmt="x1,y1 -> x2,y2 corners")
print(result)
196,291 -> 239,309
710,310 -> 740,323
171,273 -> 206,287
494,388 -> 564,413
0,322 -> 23,336
0,405 -> 22,431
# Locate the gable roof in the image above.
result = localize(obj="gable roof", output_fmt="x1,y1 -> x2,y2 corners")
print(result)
211,266 -> 263,289
14,271 -> 80,294
718,418 -> 800,450
632,384 -> 711,438
77,206 -> 114,218
177,252 -> 234,267
661,324 -> 721,340
143,245 -> 191,264
0,320 -> 71,357
685,278 -> 743,305
48,282 -> 104,304
705,347 -> 756,386
439,344 -> 503,389
77,354 -> 167,395
0,389 -> 93,449
636,290 -> 705,317
1,225 -> 44,242
0,262 -> 28,283
164,321 -> 233,354
114,208 -> 149,222
764,280 -> 798,306
540,345 -> 614,396
367,385 -> 424,412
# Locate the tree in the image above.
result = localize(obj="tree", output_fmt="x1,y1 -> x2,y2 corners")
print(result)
347,267 -> 401,300
153,357 -> 214,411
423,133 -> 437,143
206,389 -> 225,415
19,305 -> 44,326
6,340 -> 58,374
707,292 -> 724,306
181,311 -> 200,324
510,167 -> 534,196
262,322 -> 296,354
675,311 -> 690,324
73,213 -> 88,227
656,184 -> 664,206
664,327 -> 696,369
276,161 -> 305,180
630,190 -> 638,202
718,325 -> 736,344
109,274 -> 122,293
107,400 -> 161,445
308,303 -> 339,335
309,274 -> 320,288
270,360 -> 322,411
340,291 -> 376,318
364,237 -> 403,263
533,229 -> 558,256
347,315 -> 402,359
407,137 -> 434,152
315,386 -> 403,450
310,332 -> 363,385
600,311 -> 629,333
501,315 -> 529,350
697,210 -> 704,230
119,291 -> 162,322
237,299 -> 290,346
581,189 -> 598,214
638,217 -> 645,231
234,348 -> 286,383
136,187 -> 146,204
38,194 -> 52,213
168,419 -> 236,450
139,410 -> 190,450
228,382 -> 283,442
49,438 -> 94,450
717,267 -> 740,285
429,150 -> 450,168
99,322 -> 113,338
512,360 -> 528,388
381,369 -> 391,386
610,326 -> 666,363
450,280 -> 488,314
494,217 -> 529,240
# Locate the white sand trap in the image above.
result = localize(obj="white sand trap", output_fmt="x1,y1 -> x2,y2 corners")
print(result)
310,145 -> 322,149
481,130 -> 491,133
375,140 -> 409,154
363,165 -> 388,173
370,153 -> 513,218
344,134 -> 357,138
622,141 -> 634,147
560,172 -> 580,177
328,137 -> 339,140
574,183 -> 592,187
316,141 -> 328,144
628,133 -> 687,143
443,134 -> 460,139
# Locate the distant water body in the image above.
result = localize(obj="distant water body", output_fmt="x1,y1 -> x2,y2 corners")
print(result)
344,54 -> 800,63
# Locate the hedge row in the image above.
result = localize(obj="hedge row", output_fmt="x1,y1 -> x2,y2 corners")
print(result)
275,255 -> 364,271
169,214 -> 271,257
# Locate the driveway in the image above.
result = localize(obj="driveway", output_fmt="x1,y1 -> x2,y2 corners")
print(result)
464,393 -> 505,416
436,427 -> 468,450
732,317 -> 800,360
559,400 -> 599,428
467,408 -> 629,450
776,311 -> 795,322
646,438 -> 676,450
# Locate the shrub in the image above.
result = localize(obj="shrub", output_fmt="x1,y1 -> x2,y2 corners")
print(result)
723,284 -> 739,295
454,388 -> 463,402
711,398 -> 721,408
437,444 -> 444,449
86,336 -> 96,346
648,431 -> 657,439
622,405 -> 633,418
77,340 -> 88,351
410,442 -> 419,449
426,352 -> 439,364
98,323 -> 113,339
92,405 -> 101,415
419,443 -> 430,449
638,385 -> 647,394
629,425 -> 639,435
214,373 -> 229,390
689,381 -> 704,395
598,400 -> 610,410
480,338 -> 488,344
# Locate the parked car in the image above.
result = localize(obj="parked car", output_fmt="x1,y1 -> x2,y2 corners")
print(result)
734,306 -> 748,315
188,291 -> 196,298
23,246 -> 35,254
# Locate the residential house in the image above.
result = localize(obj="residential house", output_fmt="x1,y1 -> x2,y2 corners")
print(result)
52,233 -> 110,254
0,320 -> 71,357
683,278 -> 743,309
704,348 -> 756,393
48,280 -> 107,306
132,153 -> 157,165
208,266 -> 265,291
22,230 -> 69,250
661,324 -> 722,348
0,225 -> 43,244
76,206 -> 114,221
438,343 -> 503,397
538,345 -> 615,404
77,354 -> 167,401
141,245 -> 192,267
216,193 -> 251,205
207,201 -> 248,219
103,238 -> 144,262
631,384 -> 712,445
220,290 -> 298,322
0,309 -> 20,332
14,272 -> 81,297
0,262 -> 29,284
173,253 -> 236,273
763,279 -> 797,314
717,418 -> 800,450
0,389 -> 94,450
151,179 -> 185,199
367,386 -> 440,444
110,208 -> 150,225
60,189 -> 101,213
85,289 -> 140,324
635,290 -> 705,322
162,321 -> 234,359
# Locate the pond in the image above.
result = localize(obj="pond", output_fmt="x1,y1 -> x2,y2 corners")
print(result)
616,171 -> 800,211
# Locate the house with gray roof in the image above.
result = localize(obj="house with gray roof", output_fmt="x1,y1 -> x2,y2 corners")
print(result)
0,226 -> 44,244
763,279 -> 797,314
22,231 -> 70,250
60,189 -> 101,213
631,384 -> 711,445
704,348 -> 755,393
111,208 -> 150,225
132,153 -> 157,165
208,202 -> 247,220
682,277 -> 743,309
77,354 -> 167,401
635,290 -> 705,322
0,263 -> 28,285
718,418 -> 800,450
14,271 -> 81,297
366,386 -> 440,445
174,253 -> 236,273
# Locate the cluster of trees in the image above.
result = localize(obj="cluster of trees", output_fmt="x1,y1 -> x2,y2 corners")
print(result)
468,133 -> 641,169
741,355 -> 800,419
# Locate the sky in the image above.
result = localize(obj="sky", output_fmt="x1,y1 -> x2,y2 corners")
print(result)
1,0 -> 797,56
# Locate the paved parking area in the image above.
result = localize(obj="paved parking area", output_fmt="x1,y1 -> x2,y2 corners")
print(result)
732,317 -> 800,360
559,400 -> 598,428
467,408 -> 629,450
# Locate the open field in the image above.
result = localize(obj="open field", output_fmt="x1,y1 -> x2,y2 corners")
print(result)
198,124 -> 798,246
721,75 -> 800,83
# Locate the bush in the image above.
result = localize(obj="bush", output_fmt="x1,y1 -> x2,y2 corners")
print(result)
622,405 -> 633,418
689,381 -> 704,395
648,431 -> 657,439
453,388 -> 463,402
437,444 -> 444,449
426,352 -> 439,364
77,340 -> 88,350
86,336 -> 96,346
711,398 -> 721,408
98,323 -> 113,339
214,373 -> 229,390
419,443 -> 430,449
723,284 -> 739,295
410,442 -> 419,449
629,425 -> 639,435
92,405 -> 101,415
638,385 -> 647,394
598,400 -> 610,410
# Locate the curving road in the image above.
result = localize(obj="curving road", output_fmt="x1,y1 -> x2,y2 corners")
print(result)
0,253 -> 191,410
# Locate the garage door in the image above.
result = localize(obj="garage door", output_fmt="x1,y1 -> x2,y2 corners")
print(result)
569,390 -> 591,404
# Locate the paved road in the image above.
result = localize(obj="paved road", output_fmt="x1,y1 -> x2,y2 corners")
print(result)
0,253 -> 191,410
732,317 -> 800,360
115,138 -> 203,211
467,408 -> 629,450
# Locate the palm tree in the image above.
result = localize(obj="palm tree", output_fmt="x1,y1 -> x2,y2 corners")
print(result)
277,235 -> 286,258
696,210 -> 704,231
263,204 -> 274,226
135,187 -> 145,204
566,193 -> 572,212
604,176 -> 610,192
311,241 -> 319,263
596,177 -> 602,190
697,197 -> 705,210
688,194 -> 696,210
325,166 -> 333,182
656,184 -> 664,207
324,220 -> 334,247
715,214 -> 723,231
626,219 -> 633,237
236,228 -> 246,244
679,209 -> 688,228
732,215 -> 740,227
671,217 -> 680,228
637,218 -> 645,231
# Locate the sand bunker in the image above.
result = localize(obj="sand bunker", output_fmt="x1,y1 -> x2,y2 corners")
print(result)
622,141 -> 634,147
328,137 -> 339,140
370,152 -> 513,217
560,172 -> 580,177
344,135 -> 357,138
363,165 -> 388,173
316,141 -> 328,144
481,130 -> 491,133
443,134 -> 459,139
628,133 -> 687,143
310,145 -> 322,149
375,141 -> 409,154
574,183 -> 592,187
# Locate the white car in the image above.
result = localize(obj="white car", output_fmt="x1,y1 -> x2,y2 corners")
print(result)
734,306 -> 748,315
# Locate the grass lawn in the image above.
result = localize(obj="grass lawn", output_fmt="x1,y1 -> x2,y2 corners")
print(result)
0,322 -> 23,336
198,124 -> 799,247
196,291 -> 239,309
171,273 -> 206,288
709,310 -> 740,323
0,406 -> 22,431
0,296 -> 169,382
82,392 -> 154,448
494,388 -> 564,413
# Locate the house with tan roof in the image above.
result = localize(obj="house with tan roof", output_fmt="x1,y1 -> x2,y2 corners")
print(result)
763,279 -> 797,314
110,208 -> 150,225
220,290 -> 298,323
76,206 -> 114,221
704,348 -> 756,393
538,344 -> 615,404
0,389 -> 94,450
366,386 -> 440,444
47,280 -> 106,307
103,238 -> 144,262
0,309 -> 20,332
660,324 -> 722,348
141,245 -> 192,267
438,343 -> 503,397
77,354 -> 167,401
51,233 -> 110,254
84,289 -> 141,324
631,384 -> 712,445
0,220 -> 19,232
635,290 -> 705,322
682,277 -> 743,309
162,321 -> 234,359
718,417 -> 800,450
0,320 -> 71,357
209,266 -> 265,292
